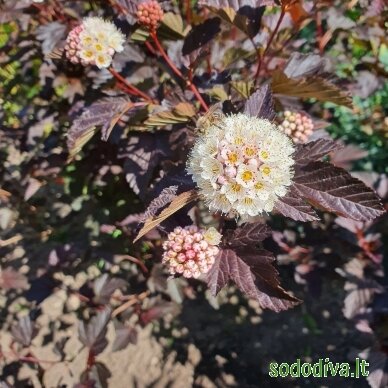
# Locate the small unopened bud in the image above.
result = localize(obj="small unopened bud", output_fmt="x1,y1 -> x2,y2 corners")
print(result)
136,1 -> 164,31
278,111 -> 314,144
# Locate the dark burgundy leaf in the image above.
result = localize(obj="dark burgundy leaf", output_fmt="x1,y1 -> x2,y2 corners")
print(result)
11,315 -> 38,347
36,22 -> 67,55
118,132 -> 170,195
93,275 -> 127,305
78,308 -> 111,356
67,98 -> 133,157
235,6 -> 265,38
330,143 -> 368,170
182,18 -> 221,56
358,348 -> 388,388
199,0 -> 274,8
343,279 -> 382,319
283,53 -> 329,79
140,301 -> 179,325
274,185 -> 319,222
25,273 -> 60,304
294,139 -> 344,166
228,222 -> 271,247
80,362 -> 112,388
243,84 -> 275,120
207,248 -> 301,312
140,185 -> 178,222
271,70 -> 353,108
0,267 -> 29,290
112,322 -> 138,352
294,162 -> 385,221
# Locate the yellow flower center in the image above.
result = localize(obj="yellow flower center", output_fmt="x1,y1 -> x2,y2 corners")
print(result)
234,136 -> 244,145
242,197 -> 253,205
261,166 -> 271,175
255,182 -> 264,190
95,43 -> 104,51
244,147 -> 256,157
231,183 -> 242,193
227,152 -> 238,164
260,150 -> 269,159
83,36 -> 93,45
241,170 -> 253,182
211,163 -> 220,174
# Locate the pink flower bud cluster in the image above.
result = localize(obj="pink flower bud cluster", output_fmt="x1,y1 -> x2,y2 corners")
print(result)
278,111 -> 314,144
162,226 -> 220,279
65,25 -> 85,65
137,1 -> 164,30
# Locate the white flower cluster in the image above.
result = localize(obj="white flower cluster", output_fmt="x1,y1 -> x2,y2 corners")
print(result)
65,17 -> 125,69
187,113 -> 295,217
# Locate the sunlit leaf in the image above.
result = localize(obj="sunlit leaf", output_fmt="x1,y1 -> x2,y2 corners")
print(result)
134,190 -> 199,242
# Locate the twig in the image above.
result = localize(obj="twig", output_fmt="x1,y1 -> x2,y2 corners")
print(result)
150,31 -> 209,111
119,255 -> 149,274
108,67 -> 154,103
0,235 -> 23,248
112,291 -> 149,317
254,6 -> 286,85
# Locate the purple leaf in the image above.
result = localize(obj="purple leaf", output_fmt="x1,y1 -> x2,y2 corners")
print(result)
294,139 -> 344,166
140,185 -> 178,222
93,275 -> 127,305
330,143 -> 369,170
112,322 -> 138,352
207,248 -> 301,312
118,132 -> 170,195
11,315 -> 38,347
67,98 -> 132,158
358,348 -> 388,388
366,0 -> 385,17
78,308 -> 111,356
36,22 -> 66,55
274,186 -> 319,222
140,301 -> 180,325
283,53 -> 329,79
80,362 -> 111,388
343,279 -> 382,319
227,222 -> 271,247
243,84 -> 275,120
199,0 -> 274,8
182,17 -> 221,56
294,162 -> 385,221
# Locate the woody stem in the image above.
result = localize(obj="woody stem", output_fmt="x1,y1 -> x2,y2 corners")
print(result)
150,31 -> 209,112
108,67 -> 154,103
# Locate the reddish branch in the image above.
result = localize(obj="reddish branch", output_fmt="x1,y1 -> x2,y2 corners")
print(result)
254,6 -> 286,84
150,31 -> 209,112
108,67 -> 154,103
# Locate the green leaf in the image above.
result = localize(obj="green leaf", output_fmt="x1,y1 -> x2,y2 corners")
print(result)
130,27 -> 149,42
159,12 -> 187,40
